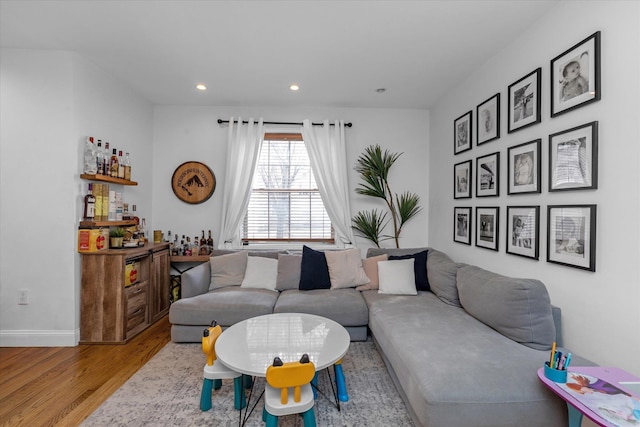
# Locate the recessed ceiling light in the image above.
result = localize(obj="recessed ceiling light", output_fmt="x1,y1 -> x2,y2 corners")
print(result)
376,88 -> 387,93
290,84 -> 300,91
196,83 -> 207,91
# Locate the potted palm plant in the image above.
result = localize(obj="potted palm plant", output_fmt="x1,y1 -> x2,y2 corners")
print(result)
351,144 -> 422,248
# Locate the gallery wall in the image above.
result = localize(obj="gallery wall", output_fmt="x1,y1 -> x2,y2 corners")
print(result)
428,1 -> 640,375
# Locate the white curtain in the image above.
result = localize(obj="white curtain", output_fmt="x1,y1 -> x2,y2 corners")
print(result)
302,119 -> 355,247
218,117 -> 264,249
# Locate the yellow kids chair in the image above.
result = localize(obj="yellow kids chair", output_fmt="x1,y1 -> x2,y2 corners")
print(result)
200,321 -> 246,411
262,354 -> 316,427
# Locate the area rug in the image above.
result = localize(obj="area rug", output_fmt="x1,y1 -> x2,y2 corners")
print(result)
81,341 -> 414,426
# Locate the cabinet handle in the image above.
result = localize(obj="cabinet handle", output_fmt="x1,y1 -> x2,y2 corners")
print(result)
132,288 -> 144,294
132,307 -> 144,315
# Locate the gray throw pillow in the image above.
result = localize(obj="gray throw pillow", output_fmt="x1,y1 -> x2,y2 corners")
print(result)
427,249 -> 462,307
276,254 -> 302,291
209,251 -> 248,290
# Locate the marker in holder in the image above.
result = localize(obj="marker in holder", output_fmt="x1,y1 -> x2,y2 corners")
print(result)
544,361 -> 568,383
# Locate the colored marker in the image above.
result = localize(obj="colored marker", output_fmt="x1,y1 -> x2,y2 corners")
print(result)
549,341 -> 556,366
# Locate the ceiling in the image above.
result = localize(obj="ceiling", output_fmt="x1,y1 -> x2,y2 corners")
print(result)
0,0 -> 559,109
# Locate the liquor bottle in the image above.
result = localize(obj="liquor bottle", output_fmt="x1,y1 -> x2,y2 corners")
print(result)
96,141 -> 104,175
110,148 -> 119,178
207,230 -> 214,253
83,183 -> 96,221
83,137 -> 98,174
193,236 -> 200,256
124,152 -> 131,181
117,151 -> 125,178
104,142 -> 111,176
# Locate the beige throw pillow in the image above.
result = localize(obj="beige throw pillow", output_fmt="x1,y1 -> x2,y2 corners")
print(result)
356,254 -> 388,290
325,248 -> 370,289
209,251 -> 248,290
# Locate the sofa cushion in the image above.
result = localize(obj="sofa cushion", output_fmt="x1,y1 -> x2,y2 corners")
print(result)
276,254 -> 302,291
356,254 -> 388,290
389,250 -> 429,291
241,256 -> 278,290
274,288 -> 368,326
169,287 -> 278,326
377,259 -> 417,295
427,249 -> 463,307
209,251 -> 248,290
456,265 -> 556,350
299,245 -> 331,290
325,248 -> 370,289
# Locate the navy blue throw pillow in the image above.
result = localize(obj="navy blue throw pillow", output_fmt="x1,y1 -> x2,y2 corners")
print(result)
389,250 -> 429,291
299,245 -> 331,290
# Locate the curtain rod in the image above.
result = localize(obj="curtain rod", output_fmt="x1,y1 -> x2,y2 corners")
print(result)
217,119 -> 352,127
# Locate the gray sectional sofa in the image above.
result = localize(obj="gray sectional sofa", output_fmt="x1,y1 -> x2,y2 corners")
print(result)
169,247 -> 589,427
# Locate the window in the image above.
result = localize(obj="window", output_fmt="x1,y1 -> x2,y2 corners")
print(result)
242,133 -> 333,243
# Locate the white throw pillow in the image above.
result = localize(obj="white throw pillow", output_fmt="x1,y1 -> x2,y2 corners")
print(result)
241,256 -> 278,290
325,248 -> 371,289
209,251 -> 248,290
377,259 -> 417,295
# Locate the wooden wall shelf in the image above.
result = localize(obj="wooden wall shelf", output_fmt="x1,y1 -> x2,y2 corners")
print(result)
79,219 -> 138,228
80,174 -> 138,186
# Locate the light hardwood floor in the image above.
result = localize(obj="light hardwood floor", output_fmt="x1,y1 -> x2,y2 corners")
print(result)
0,316 -> 171,427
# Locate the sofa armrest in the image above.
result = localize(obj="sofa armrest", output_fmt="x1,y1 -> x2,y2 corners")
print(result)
181,261 -> 211,299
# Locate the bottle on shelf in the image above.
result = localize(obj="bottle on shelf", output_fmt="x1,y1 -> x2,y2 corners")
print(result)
110,148 -> 119,178
83,183 -> 96,221
83,137 -> 98,174
193,236 -> 200,256
207,230 -> 214,253
124,152 -> 131,181
96,140 -> 104,175
104,142 -> 111,176
117,151 -> 125,179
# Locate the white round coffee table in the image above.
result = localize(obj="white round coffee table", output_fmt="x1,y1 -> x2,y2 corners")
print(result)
216,312 -> 350,377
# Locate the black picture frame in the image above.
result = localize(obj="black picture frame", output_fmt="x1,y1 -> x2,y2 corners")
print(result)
454,160 -> 472,199
550,31 -> 601,117
454,111 -> 472,154
549,121 -> 598,192
507,139 -> 541,195
508,68 -> 542,133
476,152 -> 500,197
547,204 -> 597,272
477,93 -> 500,145
454,207 -> 472,245
476,206 -> 499,251
506,206 -> 540,260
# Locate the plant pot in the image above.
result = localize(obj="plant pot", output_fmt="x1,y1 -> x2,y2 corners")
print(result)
110,237 -> 124,248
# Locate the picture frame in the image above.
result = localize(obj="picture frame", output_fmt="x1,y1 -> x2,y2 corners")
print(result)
453,207 -> 472,245
475,206 -> 499,251
506,206 -> 540,260
549,121 -> 598,192
547,204 -> 597,272
454,160 -> 472,199
507,139 -> 541,195
476,93 -> 500,145
550,31 -> 601,117
476,152 -> 500,197
454,111 -> 472,154
508,68 -> 542,133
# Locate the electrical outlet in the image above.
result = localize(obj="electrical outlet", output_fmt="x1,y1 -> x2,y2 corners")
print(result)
19,289 -> 29,305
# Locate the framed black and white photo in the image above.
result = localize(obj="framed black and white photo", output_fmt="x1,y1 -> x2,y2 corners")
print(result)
476,207 -> 499,251
454,207 -> 472,245
551,31 -> 601,117
547,205 -> 597,271
506,206 -> 540,260
477,93 -> 500,145
454,160 -> 472,199
476,152 -> 500,197
454,111 -> 472,154
549,121 -> 598,192
508,68 -> 541,133
508,139 -> 541,195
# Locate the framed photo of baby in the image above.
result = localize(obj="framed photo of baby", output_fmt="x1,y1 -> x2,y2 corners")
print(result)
507,139 -> 541,195
547,204 -> 597,271
551,31 -> 601,117
506,206 -> 539,260
454,111 -> 472,155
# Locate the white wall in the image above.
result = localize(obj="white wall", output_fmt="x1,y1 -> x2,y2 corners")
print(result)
152,106 -> 430,252
0,48 -> 153,345
429,1 -> 640,375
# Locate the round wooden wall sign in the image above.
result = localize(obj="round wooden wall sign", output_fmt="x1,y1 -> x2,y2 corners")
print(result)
171,161 -> 216,204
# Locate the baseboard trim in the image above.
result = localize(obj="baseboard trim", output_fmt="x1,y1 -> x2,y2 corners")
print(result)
0,329 -> 79,347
